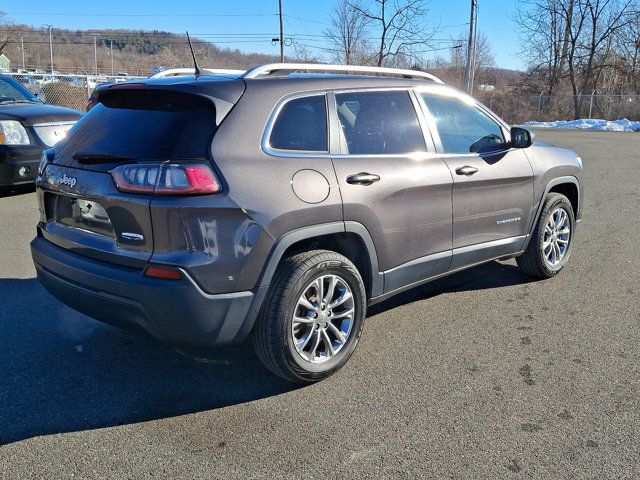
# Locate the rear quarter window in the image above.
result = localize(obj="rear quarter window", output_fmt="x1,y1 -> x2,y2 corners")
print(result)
268,95 -> 328,152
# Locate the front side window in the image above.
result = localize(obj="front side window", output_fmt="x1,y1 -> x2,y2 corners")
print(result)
421,93 -> 505,154
269,95 -> 328,152
335,91 -> 426,155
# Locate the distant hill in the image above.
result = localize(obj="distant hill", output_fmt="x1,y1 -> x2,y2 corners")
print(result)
0,24 -> 282,75
0,22 -> 527,93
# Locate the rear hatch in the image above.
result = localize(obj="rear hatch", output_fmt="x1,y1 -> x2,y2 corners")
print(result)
37,83 -> 240,268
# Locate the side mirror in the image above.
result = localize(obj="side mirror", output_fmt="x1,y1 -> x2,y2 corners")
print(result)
510,127 -> 535,149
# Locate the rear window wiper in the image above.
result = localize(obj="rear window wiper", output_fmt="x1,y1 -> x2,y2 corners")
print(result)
0,99 -> 34,104
72,152 -> 137,165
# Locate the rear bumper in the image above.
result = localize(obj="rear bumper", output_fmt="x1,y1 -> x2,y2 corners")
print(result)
31,235 -> 266,346
0,145 -> 42,186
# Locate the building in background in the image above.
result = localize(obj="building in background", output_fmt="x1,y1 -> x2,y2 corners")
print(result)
0,54 -> 11,72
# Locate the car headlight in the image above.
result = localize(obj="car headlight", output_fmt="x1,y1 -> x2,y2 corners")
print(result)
576,156 -> 583,169
0,120 -> 30,145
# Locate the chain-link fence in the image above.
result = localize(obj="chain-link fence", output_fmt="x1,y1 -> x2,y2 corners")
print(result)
5,72 -> 640,125
5,73 -> 145,111
477,93 -> 640,125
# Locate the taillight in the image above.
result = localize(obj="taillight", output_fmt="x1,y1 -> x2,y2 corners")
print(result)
110,163 -> 221,195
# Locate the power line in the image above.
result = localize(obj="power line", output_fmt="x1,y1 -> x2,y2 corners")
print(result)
6,12 -> 279,17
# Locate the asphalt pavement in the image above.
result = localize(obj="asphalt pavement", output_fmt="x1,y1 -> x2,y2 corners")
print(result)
0,129 -> 638,479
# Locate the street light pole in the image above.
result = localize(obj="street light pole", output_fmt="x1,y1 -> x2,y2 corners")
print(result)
463,0 -> 478,94
278,0 -> 284,62
93,34 -> 98,74
21,36 -> 25,69
110,39 -> 114,75
45,24 -> 54,74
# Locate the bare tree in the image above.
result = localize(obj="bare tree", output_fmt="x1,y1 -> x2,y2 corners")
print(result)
449,30 -> 494,89
566,0 -> 636,116
515,0 -> 639,117
514,0 -> 576,95
324,0 -> 370,64
347,0 -> 436,67
0,12 -> 18,55
291,42 -> 320,63
616,9 -> 640,90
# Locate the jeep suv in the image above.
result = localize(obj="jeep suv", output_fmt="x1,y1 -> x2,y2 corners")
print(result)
30,64 -> 583,383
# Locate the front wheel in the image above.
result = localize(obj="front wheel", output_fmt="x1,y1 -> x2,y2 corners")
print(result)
517,192 -> 575,278
253,250 -> 366,384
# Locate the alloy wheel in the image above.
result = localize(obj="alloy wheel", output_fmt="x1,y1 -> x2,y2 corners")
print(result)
542,207 -> 571,267
291,274 -> 355,363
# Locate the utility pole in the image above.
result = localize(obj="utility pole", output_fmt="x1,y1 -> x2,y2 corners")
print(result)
463,0 -> 478,94
110,39 -> 114,75
278,0 -> 284,62
21,36 -> 25,69
44,25 -> 54,74
93,34 -> 98,74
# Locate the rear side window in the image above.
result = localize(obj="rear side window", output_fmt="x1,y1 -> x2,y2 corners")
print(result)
421,93 -> 505,154
335,91 -> 425,155
269,95 -> 328,152
60,90 -> 216,161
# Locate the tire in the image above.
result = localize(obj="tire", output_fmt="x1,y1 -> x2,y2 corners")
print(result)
517,192 -> 575,279
253,249 -> 367,384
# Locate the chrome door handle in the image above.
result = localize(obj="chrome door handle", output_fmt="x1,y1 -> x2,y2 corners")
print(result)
346,172 -> 380,185
455,165 -> 479,176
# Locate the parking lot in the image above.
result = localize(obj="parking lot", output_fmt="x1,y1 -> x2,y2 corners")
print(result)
0,129 -> 638,479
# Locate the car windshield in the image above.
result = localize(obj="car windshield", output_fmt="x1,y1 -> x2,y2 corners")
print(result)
0,76 -> 39,104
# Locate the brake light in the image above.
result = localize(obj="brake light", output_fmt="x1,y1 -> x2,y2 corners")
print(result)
86,96 -> 97,112
110,164 -> 221,195
144,266 -> 184,280
109,83 -> 147,89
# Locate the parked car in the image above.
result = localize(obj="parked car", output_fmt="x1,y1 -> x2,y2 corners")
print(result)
0,74 -> 82,188
30,63 -> 583,383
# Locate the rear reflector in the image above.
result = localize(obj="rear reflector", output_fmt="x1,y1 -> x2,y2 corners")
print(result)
144,266 -> 184,280
110,163 -> 221,195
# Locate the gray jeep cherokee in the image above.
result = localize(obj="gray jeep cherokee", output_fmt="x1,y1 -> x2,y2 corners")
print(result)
30,63 -> 583,383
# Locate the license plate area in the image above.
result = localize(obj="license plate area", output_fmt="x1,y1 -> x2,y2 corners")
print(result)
45,192 -> 115,238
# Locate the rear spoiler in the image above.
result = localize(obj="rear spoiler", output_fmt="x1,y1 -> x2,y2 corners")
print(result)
94,79 -> 245,126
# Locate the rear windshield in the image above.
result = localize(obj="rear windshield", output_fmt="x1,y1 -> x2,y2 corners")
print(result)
59,90 -> 216,161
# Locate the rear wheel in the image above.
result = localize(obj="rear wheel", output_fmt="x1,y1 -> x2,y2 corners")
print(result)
253,250 -> 366,384
517,192 -> 575,278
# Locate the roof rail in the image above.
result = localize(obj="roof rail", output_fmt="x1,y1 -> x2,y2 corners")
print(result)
241,63 -> 444,84
149,68 -> 245,78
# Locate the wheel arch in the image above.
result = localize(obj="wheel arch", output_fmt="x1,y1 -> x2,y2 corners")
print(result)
256,221 -> 383,299
522,175 -> 581,251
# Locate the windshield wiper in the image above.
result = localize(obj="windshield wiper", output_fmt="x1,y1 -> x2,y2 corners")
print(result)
0,99 -> 34,105
73,152 -> 137,165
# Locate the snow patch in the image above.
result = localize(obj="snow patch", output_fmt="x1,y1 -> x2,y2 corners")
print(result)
525,118 -> 640,132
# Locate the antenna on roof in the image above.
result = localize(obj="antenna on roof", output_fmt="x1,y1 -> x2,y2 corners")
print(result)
185,31 -> 201,77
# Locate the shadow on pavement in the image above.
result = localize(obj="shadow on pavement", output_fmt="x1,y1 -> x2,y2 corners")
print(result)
0,184 -> 36,198
368,260 -> 538,317
0,261 -> 535,444
0,277 -> 295,445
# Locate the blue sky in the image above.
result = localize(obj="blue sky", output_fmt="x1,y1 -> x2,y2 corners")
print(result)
5,1 -> 523,70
